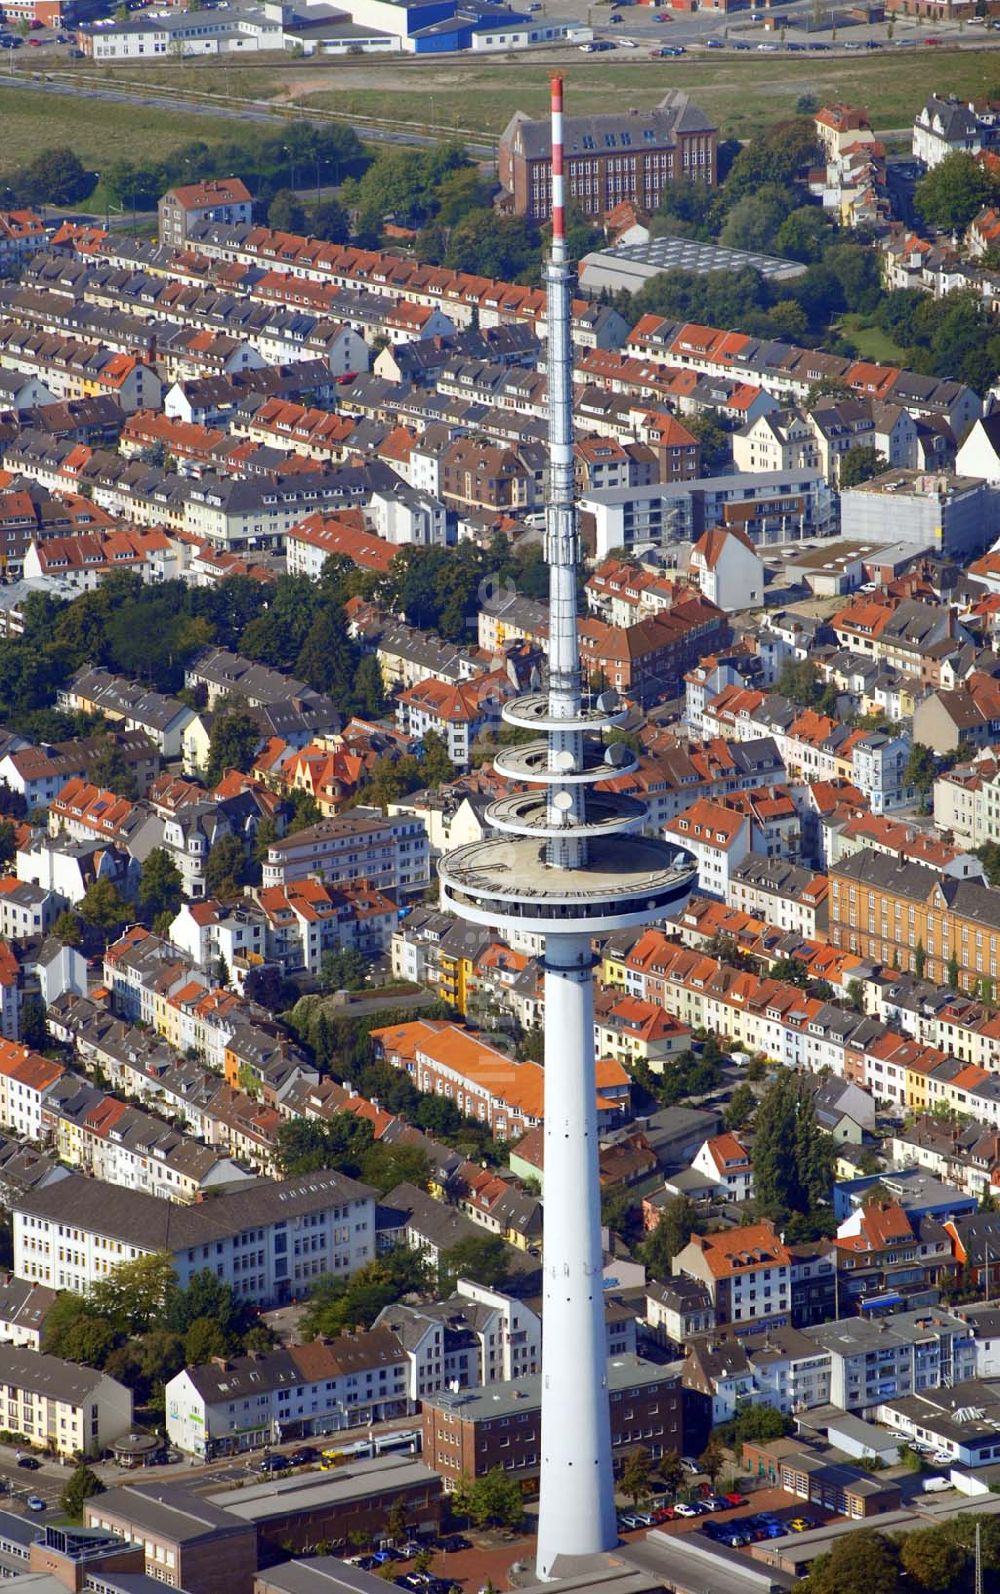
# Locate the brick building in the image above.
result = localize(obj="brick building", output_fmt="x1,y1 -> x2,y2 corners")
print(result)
421,1355 -> 683,1485
829,845 -> 1000,992
499,92 -> 717,222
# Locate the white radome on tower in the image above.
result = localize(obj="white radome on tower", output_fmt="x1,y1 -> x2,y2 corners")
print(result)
438,75 -> 696,1582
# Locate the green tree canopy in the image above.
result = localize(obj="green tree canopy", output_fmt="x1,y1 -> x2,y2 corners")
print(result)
439,1234 -> 513,1293
138,847 -> 183,922
839,445 -> 886,488
916,152 -> 997,232
753,1071 -> 835,1221
206,706 -> 260,784
61,1464 -> 105,1520
79,877 -> 128,940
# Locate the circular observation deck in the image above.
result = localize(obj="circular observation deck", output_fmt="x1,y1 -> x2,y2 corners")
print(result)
494,739 -> 639,786
502,692 -> 629,734
439,833 -> 696,936
486,791 -> 646,840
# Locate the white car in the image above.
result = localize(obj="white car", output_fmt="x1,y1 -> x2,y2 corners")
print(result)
930,1452 -> 953,1466
673,1503 -> 699,1518
617,36 -> 637,44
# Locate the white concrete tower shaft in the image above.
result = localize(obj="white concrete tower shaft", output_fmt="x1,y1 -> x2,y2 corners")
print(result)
534,74 -> 617,1583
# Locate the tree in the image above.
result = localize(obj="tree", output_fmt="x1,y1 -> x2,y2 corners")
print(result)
86,737 -> 138,799
719,188 -> 791,253
723,1083 -> 757,1132
268,189 -> 308,233
914,938 -> 927,980
52,910 -> 83,947
468,1466 -> 525,1530
839,445 -> 886,488
801,1530 -> 901,1594
906,743 -> 937,801
439,1234 -> 512,1293
657,1449 -> 684,1495
311,199 -> 351,244
0,818 -> 16,871
22,146 -> 91,205
301,1248 -> 430,1340
947,952 -> 961,992
639,1195 -> 699,1274
243,964 -> 293,1012
19,993 -> 47,1052
295,605 -> 359,701
730,1403 -> 792,1444
352,654 -> 386,719
419,730 -> 456,787
206,707 -> 260,784
621,1446 -> 653,1508
61,1464 -> 105,1521
916,152 -> 996,232
321,946 -> 369,991
753,1071 -> 834,1221
900,1526 -> 969,1594
205,833 -> 246,901
79,877 -> 127,940
699,1436 -> 726,1487
138,847 -> 183,923
90,1253 -> 177,1334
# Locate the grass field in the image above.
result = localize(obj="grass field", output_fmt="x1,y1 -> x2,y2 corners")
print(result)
838,313 -> 907,363
1,40 -> 998,173
290,44 -> 1000,139
0,82 -> 274,173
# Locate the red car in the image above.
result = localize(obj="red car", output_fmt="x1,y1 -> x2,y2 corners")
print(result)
652,1506 -> 677,1522
724,1492 -> 747,1507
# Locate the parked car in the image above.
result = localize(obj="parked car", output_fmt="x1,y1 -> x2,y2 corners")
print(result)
26,1497 -> 45,1512
289,1447 -> 318,1466
653,43 -> 685,52
16,1457 -> 40,1471
652,1506 -> 676,1522
788,1517 -> 818,1533
673,1503 -> 699,1518
680,1458 -> 703,1475
257,1454 -> 290,1473
724,1493 -> 747,1506
437,1537 -> 471,1554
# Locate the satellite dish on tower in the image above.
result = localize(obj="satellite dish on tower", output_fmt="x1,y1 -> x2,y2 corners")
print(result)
553,790 -> 574,812
553,749 -> 576,773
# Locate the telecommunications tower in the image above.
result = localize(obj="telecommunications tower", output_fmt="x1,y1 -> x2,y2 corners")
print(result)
439,76 -> 696,1582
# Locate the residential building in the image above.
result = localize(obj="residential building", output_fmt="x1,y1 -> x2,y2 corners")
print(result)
13,1167 -> 376,1303
688,526 -> 764,613
260,810 -> 429,897
158,179 -> 254,249
0,1345 -> 131,1459
166,1329 -> 411,1458
673,1221 -> 792,1328
690,1133 -> 754,1203
913,95 -> 1000,167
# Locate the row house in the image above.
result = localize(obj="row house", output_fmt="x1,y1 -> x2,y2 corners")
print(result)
165,1329 -> 410,1459
624,314 -> 980,435
704,686 -> 912,815
0,323 -> 161,411
370,1018 -> 629,1139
